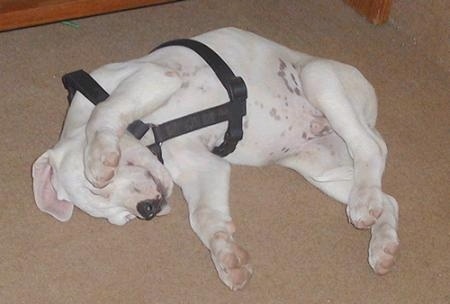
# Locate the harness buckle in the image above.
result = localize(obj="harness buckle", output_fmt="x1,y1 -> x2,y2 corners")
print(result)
127,120 -> 150,140
212,76 -> 247,157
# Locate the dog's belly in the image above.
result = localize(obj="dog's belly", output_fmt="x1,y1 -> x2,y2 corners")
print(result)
227,91 -> 333,166
226,55 -> 334,165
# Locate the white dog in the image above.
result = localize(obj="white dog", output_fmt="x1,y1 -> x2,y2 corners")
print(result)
32,27 -> 399,290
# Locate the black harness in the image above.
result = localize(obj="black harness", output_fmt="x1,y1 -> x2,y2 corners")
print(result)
62,39 -> 247,163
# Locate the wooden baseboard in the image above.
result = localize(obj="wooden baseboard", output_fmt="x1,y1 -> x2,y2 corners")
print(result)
0,0 -> 176,31
344,0 -> 392,24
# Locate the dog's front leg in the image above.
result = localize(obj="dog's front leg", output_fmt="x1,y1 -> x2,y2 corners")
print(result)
85,63 -> 182,187
167,145 -> 252,290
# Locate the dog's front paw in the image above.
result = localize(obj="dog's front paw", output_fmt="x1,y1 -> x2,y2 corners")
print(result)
369,223 -> 399,274
210,232 -> 253,291
84,130 -> 120,188
347,186 -> 384,229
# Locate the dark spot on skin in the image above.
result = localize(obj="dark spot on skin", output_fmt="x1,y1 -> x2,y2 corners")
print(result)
269,108 -> 281,120
285,116 -> 289,120
317,126 -> 333,136
302,132 -> 307,139
171,63 -> 183,71
255,100 -> 264,109
282,78 -> 294,93
312,112 -> 326,119
244,120 -> 249,129
290,73 -> 299,86
285,102 -> 289,106
288,126 -> 293,131
281,132 -> 285,137
281,147 -> 290,153
127,161 -> 135,166
133,187 -> 141,194
165,71 -> 178,77
310,118 -> 333,137
278,58 -> 302,96
181,82 -> 190,89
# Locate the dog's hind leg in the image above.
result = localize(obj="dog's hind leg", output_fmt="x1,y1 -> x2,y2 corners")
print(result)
300,59 -> 389,230
84,63 -> 182,187
165,141 -> 252,291
278,133 -> 399,274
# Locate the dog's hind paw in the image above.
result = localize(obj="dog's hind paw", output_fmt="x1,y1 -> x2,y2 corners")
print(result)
84,130 -> 120,188
210,232 -> 253,291
347,186 -> 384,229
369,223 -> 399,275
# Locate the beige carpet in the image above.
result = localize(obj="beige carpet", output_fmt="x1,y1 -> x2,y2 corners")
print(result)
1,1 -> 449,303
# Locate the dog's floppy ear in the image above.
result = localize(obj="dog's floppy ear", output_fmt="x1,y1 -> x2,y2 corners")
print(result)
32,151 -> 74,221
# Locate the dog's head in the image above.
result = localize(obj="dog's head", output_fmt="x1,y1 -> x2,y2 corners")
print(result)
32,134 -> 173,225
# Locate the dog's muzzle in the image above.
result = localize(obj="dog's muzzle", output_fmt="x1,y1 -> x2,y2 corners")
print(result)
136,198 -> 164,220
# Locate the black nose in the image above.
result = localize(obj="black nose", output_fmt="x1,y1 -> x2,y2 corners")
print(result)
136,198 -> 162,220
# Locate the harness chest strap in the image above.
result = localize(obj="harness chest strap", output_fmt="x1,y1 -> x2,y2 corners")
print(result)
62,39 -> 247,163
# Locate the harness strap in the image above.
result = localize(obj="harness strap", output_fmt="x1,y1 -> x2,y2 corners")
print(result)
148,39 -> 247,160
62,70 -> 109,105
62,39 -> 247,163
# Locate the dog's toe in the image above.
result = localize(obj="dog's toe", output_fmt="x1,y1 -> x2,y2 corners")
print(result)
369,224 -> 399,275
347,186 -> 384,229
84,130 -> 120,187
210,232 -> 253,290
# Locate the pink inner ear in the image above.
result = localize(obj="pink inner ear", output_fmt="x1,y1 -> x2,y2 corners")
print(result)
32,155 -> 73,222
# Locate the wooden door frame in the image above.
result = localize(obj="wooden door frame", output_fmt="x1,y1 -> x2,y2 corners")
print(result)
344,0 -> 393,24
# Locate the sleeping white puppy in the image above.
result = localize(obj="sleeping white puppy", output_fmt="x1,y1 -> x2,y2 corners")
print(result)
32,27 -> 399,290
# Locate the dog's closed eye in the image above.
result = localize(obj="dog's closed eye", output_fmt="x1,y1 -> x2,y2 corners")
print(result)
133,186 -> 142,193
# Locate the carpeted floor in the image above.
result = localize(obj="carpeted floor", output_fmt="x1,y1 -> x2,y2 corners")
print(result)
0,1 -> 448,303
